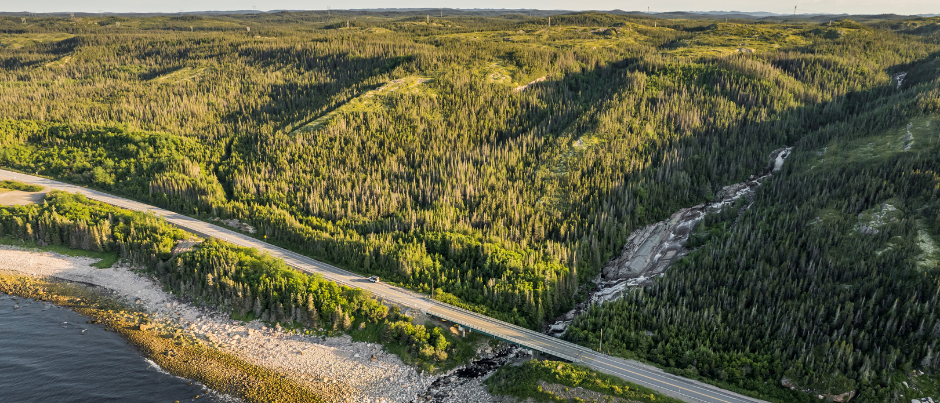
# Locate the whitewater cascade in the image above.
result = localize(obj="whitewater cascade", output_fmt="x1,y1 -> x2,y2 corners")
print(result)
547,147 -> 792,337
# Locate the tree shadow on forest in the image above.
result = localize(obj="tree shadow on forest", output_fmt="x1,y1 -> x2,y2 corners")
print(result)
224,53 -> 412,135
898,50 -> 940,88
554,49 -> 940,403
510,47 -> 940,274
212,44 -> 940,281
211,53 -> 411,198
0,36 -> 79,70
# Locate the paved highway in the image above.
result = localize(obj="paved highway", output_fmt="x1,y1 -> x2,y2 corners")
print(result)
0,169 -> 767,403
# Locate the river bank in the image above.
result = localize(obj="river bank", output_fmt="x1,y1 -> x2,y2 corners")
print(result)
547,147 -> 793,337
0,244 -> 498,403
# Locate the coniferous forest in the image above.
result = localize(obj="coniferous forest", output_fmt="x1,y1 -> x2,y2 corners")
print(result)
0,190 -> 459,366
1,10 -> 940,401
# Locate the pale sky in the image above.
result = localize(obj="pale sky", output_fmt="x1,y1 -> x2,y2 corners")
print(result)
1,0 -> 936,16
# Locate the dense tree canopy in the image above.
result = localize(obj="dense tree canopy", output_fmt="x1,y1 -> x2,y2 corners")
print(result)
0,191 -> 455,364
1,11 -> 939,400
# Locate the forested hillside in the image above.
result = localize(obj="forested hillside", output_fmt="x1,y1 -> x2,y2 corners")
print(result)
2,11 -> 940,400
567,110 -> 940,402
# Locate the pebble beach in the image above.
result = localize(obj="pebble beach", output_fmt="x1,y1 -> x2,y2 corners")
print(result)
0,244 -> 502,403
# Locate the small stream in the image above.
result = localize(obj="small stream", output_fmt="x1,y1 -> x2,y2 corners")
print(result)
894,71 -> 908,89
546,147 -> 792,337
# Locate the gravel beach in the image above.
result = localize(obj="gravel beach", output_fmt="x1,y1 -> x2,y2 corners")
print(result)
0,245 -> 501,403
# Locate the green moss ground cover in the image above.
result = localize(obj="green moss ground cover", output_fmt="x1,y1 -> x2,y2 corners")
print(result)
486,359 -> 685,403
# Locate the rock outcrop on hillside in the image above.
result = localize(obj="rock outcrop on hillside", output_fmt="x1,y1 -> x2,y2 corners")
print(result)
601,206 -> 703,282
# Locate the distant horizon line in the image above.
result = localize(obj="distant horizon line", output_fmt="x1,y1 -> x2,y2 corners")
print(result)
3,8 -> 938,17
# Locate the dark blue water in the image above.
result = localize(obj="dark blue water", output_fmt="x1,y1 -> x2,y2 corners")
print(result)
0,293 -> 226,403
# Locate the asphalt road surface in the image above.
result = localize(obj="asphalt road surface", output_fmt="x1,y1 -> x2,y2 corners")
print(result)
0,169 -> 767,403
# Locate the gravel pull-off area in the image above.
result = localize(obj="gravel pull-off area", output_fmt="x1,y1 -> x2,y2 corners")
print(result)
0,188 -> 47,205
0,245 -> 497,403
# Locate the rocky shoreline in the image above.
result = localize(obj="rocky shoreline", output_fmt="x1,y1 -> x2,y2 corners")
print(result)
0,244 -> 501,403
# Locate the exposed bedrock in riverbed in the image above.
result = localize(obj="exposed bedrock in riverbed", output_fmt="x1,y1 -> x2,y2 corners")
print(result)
414,346 -> 531,403
547,147 -> 792,337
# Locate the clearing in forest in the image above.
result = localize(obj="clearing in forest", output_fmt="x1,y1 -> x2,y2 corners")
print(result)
150,66 -> 215,84
0,182 -> 47,206
810,115 -> 937,169
917,227 -> 939,269
436,26 -> 651,87
663,23 -> 814,57
806,116 -> 940,265
292,76 -> 435,134
45,55 -> 72,68
0,33 -> 73,49
531,132 -> 608,210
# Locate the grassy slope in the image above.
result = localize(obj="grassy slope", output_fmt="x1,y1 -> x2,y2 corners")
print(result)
486,359 -> 686,403
294,76 -> 438,134
0,32 -> 73,49
664,23 -> 813,57
671,115 -> 940,402
808,115 -> 940,269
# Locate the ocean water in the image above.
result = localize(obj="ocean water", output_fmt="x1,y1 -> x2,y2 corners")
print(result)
0,293 -> 226,403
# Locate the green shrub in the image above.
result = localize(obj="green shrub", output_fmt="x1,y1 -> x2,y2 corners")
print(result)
0,180 -> 44,192
486,359 -> 684,403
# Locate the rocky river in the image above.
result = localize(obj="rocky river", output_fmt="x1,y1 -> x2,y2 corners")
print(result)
547,147 -> 792,337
